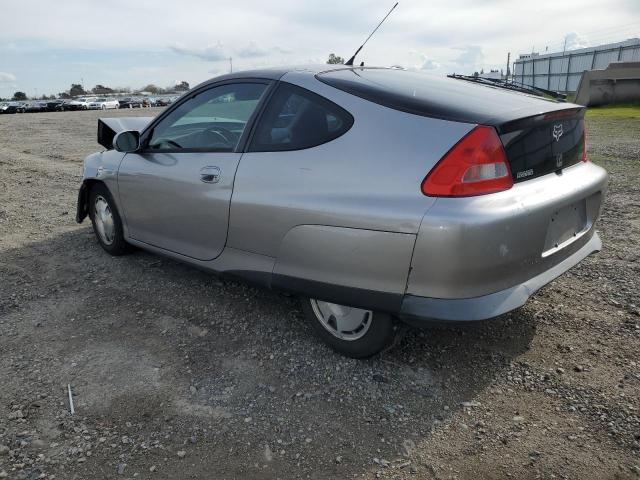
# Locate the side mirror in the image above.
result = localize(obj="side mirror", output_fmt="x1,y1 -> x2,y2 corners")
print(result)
113,131 -> 140,153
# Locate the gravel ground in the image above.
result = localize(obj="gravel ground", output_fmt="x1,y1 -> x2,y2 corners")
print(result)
0,108 -> 638,479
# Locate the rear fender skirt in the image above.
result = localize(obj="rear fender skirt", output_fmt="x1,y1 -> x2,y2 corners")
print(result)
272,225 -> 415,305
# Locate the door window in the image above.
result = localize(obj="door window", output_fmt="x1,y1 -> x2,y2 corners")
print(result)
248,83 -> 353,152
147,83 -> 267,152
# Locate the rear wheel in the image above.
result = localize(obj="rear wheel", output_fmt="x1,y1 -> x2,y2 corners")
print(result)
89,184 -> 132,256
301,298 -> 396,358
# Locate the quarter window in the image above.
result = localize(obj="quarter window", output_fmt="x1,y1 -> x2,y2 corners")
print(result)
249,83 -> 353,152
147,83 -> 267,152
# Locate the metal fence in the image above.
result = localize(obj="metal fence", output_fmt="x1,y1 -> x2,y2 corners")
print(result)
513,38 -> 640,93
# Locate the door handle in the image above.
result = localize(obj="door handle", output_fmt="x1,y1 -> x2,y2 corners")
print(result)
200,166 -> 221,184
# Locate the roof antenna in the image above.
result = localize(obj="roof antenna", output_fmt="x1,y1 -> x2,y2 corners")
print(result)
345,2 -> 398,66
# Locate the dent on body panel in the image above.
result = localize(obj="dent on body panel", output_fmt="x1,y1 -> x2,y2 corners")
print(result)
82,150 -> 125,182
81,150 -> 128,227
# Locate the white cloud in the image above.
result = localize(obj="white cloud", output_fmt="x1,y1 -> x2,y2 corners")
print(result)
407,52 -> 441,71
564,32 -> 590,51
419,54 -> 440,70
169,41 -> 292,61
0,72 -> 16,82
169,42 -> 228,61
452,46 -> 485,73
237,42 -> 269,58
273,45 -> 293,55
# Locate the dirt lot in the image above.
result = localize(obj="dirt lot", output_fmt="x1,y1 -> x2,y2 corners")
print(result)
0,107 -> 639,479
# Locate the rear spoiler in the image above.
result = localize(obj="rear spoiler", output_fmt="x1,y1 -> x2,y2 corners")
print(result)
97,117 -> 154,150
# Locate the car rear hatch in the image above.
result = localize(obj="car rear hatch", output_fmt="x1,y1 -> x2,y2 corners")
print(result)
499,108 -> 586,184
316,68 -> 606,305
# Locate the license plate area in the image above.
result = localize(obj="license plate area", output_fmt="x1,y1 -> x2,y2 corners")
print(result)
542,200 -> 588,257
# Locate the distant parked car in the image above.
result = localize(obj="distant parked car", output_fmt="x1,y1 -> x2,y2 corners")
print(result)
24,101 -> 47,113
65,97 -> 96,111
118,97 -> 143,109
88,98 -> 119,110
0,101 -> 26,114
153,97 -> 174,107
45,100 -> 66,112
142,98 -> 152,108
1,102 -> 13,114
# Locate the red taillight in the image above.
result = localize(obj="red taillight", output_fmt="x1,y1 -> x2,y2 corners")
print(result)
421,125 -> 513,197
582,126 -> 588,162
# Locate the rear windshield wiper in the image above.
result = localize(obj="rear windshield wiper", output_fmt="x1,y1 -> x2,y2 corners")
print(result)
448,74 -> 567,101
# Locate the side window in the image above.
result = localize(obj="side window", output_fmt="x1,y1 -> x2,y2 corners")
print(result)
147,83 -> 267,152
249,83 -> 353,152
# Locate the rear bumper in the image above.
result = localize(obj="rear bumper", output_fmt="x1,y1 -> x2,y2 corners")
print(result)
399,231 -> 601,324
407,161 -> 607,300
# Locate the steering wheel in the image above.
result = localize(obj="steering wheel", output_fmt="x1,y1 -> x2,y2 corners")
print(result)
202,126 -> 238,147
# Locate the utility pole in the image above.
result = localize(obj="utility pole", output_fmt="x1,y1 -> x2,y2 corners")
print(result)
506,52 -> 511,81
229,57 -> 233,73
562,36 -> 567,55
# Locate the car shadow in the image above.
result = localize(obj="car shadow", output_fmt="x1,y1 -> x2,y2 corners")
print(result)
0,226 -> 536,478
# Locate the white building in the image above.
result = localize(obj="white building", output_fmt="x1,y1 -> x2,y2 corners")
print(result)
513,38 -> 640,92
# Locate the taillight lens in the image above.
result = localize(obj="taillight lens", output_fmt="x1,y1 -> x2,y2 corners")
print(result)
421,125 -> 513,197
582,126 -> 588,162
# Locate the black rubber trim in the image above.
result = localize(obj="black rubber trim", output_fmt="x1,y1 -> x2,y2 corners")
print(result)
271,274 -> 403,313
224,270 -> 403,313
75,182 -> 88,223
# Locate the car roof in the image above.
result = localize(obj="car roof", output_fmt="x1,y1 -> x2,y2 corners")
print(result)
194,64 -> 350,88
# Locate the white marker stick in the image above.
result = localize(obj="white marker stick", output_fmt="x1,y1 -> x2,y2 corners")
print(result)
67,384 -> 75,415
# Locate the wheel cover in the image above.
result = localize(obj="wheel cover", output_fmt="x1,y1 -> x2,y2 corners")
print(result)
94,196 -> 115,245
309,299 -> 372,341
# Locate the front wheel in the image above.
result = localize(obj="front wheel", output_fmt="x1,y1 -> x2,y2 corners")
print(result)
301,298 -> 396,358
89,184 -> 133,256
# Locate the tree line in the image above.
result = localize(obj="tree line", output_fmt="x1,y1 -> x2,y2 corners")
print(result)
3,81 -> 191,102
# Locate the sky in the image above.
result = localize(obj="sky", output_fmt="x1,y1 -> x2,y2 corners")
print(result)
0,0 -> 639,98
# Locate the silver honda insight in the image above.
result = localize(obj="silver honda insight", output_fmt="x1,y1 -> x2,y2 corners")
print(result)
76,66 -> 607,358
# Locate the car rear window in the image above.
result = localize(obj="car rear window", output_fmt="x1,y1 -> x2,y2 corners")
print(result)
316,67 -> 561,124
248,83 -> 353,152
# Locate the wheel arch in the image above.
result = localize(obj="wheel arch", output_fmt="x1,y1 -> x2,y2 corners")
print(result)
75,178 -> 107,223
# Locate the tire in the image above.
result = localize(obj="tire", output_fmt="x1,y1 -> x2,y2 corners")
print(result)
300,298 -> 396,358
88,184 -> 132,256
